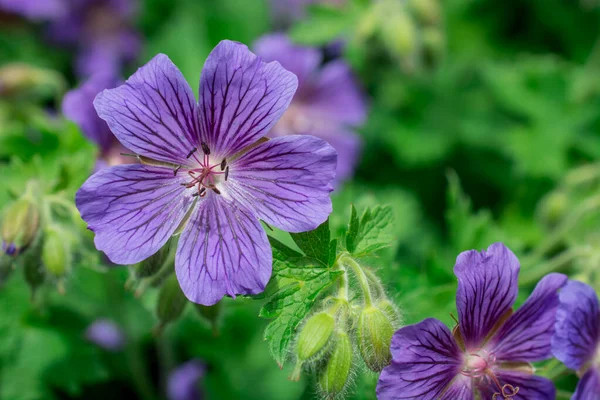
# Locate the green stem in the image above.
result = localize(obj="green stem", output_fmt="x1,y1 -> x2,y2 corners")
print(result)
363,267 -> 385,298
342,255 -> 373,307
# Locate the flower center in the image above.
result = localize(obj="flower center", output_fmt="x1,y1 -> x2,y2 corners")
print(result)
272,103 -> 315,136
461,350 -> 519,399
180,142 -> 228,197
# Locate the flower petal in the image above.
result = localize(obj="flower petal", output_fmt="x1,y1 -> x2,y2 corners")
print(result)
439,376 -> 474,400
490,272 -> 568,362
552,280 -> 600,370
226,135 -> 336,232
573,368 -> 600,400
254,34 -> 322,87
198,40 -> 298,157
302,60 -> 367,126
376,318 -> 462,400
316,128 -> 361,184
175,196 -> 272,306
476,371 -> 555,400
75,164 -> 194,264
454,242 -> 520,348
94,54 -> 200,165
63,73 -> 120,153
167,359 -> 205,400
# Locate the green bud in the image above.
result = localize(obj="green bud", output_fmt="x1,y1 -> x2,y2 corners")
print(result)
22,235 -> 45,299
195,301 -> 223,336
296,311 -> 336,362
357,306 -> 395,372
1,194 -> 40,257
318,331 -> 353,399
0,63 -> 64,100
155,274 -> 188,334
538,191 -> 569,226
134,240 -> 173,279
376,299 -> 401,325
41,226 -> 71,280
409,0 -> 441,26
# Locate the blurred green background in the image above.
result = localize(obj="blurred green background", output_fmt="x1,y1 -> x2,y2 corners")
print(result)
1,0 -> 600,399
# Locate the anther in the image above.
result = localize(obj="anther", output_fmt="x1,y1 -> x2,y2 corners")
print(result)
212,188 -> 221,195
173,165 -> 181,176
225,166 -> 229,181
192,193 -> 199,197
199,187 -> 206,197
220,158 -> 227,170
201,142 -> 211,155
186,148 -> 197,159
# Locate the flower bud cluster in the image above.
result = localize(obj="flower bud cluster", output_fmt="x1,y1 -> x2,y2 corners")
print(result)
356,0 -> 444,73
292,255 -> 400,399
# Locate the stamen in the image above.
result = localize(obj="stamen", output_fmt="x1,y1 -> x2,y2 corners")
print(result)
119,152 -> 139,158
220,158 -> 227,170
212,188 -> 221,195
173,165 -> 181,176
186,148 -> 197,159
225,166 -> 229,181
199,187 -> 206,197
201,142 -> 211,155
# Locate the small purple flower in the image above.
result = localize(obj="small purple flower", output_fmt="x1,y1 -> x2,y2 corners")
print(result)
85,318 -> 126,351
75,40 -> 337,306
62,73 -> 133,169
167,360 -> 205,400
0,0 -> 66,20
255,34 -> 365,183
552,280 -> 600,399
377,243 -> 567,400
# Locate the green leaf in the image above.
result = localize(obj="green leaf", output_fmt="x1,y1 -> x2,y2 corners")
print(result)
260,254 -> 342,368
347,206 -> 394,257
290,219 -> 332,267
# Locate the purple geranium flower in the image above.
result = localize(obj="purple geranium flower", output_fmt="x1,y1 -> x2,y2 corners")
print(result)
377,243 -> 567,400
0,0 -> 65,20
85,318 -> 126,351
167,359 -> 205,400
255,34 -> 365,183
552,280 -> 600,399
75,40 -> 337,306
62,73 -> 133,169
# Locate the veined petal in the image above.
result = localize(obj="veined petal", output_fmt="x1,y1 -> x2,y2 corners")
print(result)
552,280 -> 600,370
439,375 -> 473,400
303,60 -> 367,126
75,164 -> 195,264
175,196 -> 272,306
490,273 -> 568,362
254,34 -> 322,87
198,40 -> 298,157
376,319 -> 462,400
454,243 -> 520,348
476,371 -> 555,400
94,54 -> 200,166
226,135 -> 336,232
573,368 -> 600,400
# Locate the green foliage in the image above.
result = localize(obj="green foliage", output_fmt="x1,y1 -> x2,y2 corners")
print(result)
345,205 -> 394,257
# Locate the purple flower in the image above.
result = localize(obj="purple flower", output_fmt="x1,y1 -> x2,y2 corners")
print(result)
167,360 -> 205,400
377,243 -> 567,400
75,40 -> 337,306
85,319 -> 126,351
255,34 -> 365,183
0,0 -> 66,20
552,280 -> 600,399
62,73 -> 133,169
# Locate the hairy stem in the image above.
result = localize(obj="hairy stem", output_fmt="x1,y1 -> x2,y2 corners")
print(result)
342,255 -> 373,307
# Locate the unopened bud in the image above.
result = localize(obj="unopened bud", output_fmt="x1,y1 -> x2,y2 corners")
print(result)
375,299 -> 401,325
23,236 -> 45,299
318,331 -> 353,399
42,226 -> 71,281
195,301 -> 223,336
135,240 -> 172,279
409,0 -> 441,26
357,306 -> 395,372
1,195 -> 40,257
296,312 -> 336,362
155,274 -> 188,334
0,63 -> 64,99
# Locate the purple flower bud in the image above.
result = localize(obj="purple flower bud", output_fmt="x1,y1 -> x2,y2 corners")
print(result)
167,360 -> 205,400
85,319 -> 126,351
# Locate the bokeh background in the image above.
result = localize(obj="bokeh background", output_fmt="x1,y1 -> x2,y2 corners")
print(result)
1,0 -> 600,399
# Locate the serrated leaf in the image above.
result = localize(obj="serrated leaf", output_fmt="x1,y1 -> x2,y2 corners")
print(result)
290,219 -> 331,266
260,256 -> 342,368
349,206 -> 394,257
345,204 -> 360,253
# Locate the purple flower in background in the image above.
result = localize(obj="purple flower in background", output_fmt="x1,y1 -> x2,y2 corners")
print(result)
63,73 -> 133,169
270,0 -> 346,26
377,243 -> 567,400
552,280 -> 600,399
75,40 -> 337,306
85,319 -> 126,351
0,0 -> 140,77
255,34 -> 365,183
167,360 -> 205,400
